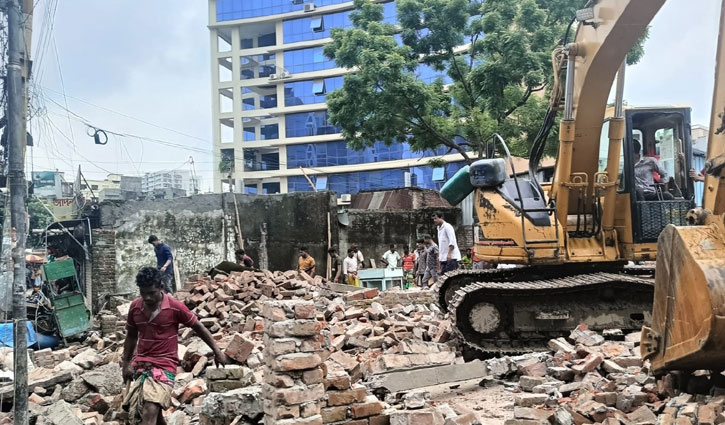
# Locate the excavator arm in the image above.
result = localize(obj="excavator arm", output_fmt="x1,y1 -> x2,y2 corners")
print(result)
642,1 -> 725,373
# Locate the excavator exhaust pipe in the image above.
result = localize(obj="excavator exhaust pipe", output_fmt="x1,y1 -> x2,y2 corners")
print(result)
642,222 -> 725,373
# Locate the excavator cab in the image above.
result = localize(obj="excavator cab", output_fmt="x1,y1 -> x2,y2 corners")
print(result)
620,108 -> 696,243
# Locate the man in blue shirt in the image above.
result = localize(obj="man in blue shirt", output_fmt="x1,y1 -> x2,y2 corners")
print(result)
148,235 -> 174,293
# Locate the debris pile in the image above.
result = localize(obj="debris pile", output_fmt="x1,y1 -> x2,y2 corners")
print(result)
6,269 -> 463,425
497,324 -> 725,425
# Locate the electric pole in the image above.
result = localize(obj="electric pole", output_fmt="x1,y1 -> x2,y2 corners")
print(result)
6,0 -> 29,423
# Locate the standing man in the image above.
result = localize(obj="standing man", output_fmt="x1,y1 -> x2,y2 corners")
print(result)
329,247 -> 342,283
380,244 -> 401,269
401,246 -> 416,289
342,248 -> 360,287
432,212 -> 461,273
422,234 -> 439,287
297,247 -> 316,277
351,245 -> 365,269
413,239 -> 427,287
122,267 -> 227,425
148,235 -> 174,293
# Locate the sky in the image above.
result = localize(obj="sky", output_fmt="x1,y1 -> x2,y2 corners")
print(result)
25,0 -> 720,191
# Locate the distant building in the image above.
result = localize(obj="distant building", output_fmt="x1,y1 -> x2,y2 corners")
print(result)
120,175 -> 142,193
32,171 -> 72,199
142,170 -> 200,195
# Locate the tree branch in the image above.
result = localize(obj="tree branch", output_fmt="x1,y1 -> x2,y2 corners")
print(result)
500,86 -> 533,121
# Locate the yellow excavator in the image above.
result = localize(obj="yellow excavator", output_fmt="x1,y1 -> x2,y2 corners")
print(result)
437,0 -> 725,366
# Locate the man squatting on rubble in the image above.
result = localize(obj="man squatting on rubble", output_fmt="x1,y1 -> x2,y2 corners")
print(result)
121,267 -> 228,425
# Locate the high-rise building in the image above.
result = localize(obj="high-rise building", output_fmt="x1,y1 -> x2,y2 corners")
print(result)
141,170 -> 200,195
209,0 -> 466,195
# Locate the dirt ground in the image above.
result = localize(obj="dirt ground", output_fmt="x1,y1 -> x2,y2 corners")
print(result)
424,378 -> 515,424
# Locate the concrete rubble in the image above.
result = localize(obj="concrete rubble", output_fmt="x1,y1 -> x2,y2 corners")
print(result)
0,268 -> 462,425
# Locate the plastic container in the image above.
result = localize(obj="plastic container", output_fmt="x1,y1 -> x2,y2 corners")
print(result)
470,158 -> 507,187
440,166 -> 474,206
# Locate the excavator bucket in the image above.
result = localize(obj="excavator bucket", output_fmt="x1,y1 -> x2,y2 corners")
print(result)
642,223 -> 725,373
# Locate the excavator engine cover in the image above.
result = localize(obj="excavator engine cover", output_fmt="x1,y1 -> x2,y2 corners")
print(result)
642,223 -> 725,373
470,158 -> 507,188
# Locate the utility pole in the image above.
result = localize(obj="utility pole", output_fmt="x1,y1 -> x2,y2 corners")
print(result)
6,0 -> 29,423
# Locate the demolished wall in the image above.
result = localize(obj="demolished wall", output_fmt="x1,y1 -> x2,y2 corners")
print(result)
97,192 -> 338,300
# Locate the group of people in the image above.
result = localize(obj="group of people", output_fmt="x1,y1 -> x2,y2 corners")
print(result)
325,212 -> 464,288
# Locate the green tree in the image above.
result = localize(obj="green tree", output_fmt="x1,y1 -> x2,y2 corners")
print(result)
324,0 -> 647,162
27,199 -> 53,247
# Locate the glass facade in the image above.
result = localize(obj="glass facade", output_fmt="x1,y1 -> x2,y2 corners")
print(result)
216,0 -> 353,21
283,47 -> 336,74
285,111 -> 342,137
282,2 -> 397,44
284,76 -> 344,106
417,64 -> 452,84
286,140 -> 449,168
287,162 -> 466,194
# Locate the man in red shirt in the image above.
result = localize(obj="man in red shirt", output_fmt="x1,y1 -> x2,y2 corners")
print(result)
121,267 -> 227,425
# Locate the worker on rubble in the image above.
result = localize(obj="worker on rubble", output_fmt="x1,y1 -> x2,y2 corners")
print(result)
432,211 -> 462,273
402,246 -> 416,289
234,248 -> 254,268
148,235 -> 174,293
422,234 -> 440,287
329,247 -> 342,283
297,246 -> 316,277
121,267 -> 227,425
342,248 -> 360,286
413,239 -> 427,287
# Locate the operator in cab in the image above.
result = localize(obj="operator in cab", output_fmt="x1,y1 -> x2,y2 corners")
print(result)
633,140 -> 674,201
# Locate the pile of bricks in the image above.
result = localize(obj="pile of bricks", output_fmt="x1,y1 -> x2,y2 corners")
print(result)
261,299 -> 326,425
500,324 -> 725,425
322,351 -> 387,425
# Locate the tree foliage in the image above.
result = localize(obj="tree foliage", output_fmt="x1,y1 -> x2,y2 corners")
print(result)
325,0 -> 648,162
28,199 -> 53,247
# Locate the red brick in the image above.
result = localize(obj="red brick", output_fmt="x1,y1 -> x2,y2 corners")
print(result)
351,398 -> 384,418
224,333 -> 255,364
295,303 -> 316,319
327,386 -> 367,406
273,353 -> 322,372
321,406 -> 348,423
368,415 -> 391,425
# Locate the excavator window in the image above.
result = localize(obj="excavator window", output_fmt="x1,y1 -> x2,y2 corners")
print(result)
626,109 -> 694,242
598,120 -> 626,191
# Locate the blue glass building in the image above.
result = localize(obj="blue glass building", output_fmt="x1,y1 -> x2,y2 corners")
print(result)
211,0 -> 464,195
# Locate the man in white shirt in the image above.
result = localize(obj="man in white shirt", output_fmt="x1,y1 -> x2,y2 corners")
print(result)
342,249 -> 360,287
351,245 -> 365,269
380,244 -> 401,269
433,211 -> 461,274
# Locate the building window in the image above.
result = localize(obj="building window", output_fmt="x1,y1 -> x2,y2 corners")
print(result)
218,57 -> 233,82
243,97 -> 255,111
241,54 -> 276,80
220,118 -> 234,144
262,182 -> 281,194
310,17 -> 324,33
260,94 -> 278,109
243,127 -> 256,141
219,88 -> 233,113
285,111 -> 342,138
244,184 -> 258,194
258,32 -> 276,47
241,38 -> 254,49
283,47 -> 335,74
284,76 -> 343,106
217,29 -> 232,52
261,124 -> 279,140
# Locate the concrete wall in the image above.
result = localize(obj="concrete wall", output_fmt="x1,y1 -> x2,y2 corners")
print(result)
339,207 -> 465,265
97,192 -> 337,297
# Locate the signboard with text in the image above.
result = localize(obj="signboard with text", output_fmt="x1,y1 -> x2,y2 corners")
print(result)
51,198 -> 75,221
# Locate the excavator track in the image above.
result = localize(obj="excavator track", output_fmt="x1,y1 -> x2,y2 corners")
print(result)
441,267 -> 654,354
